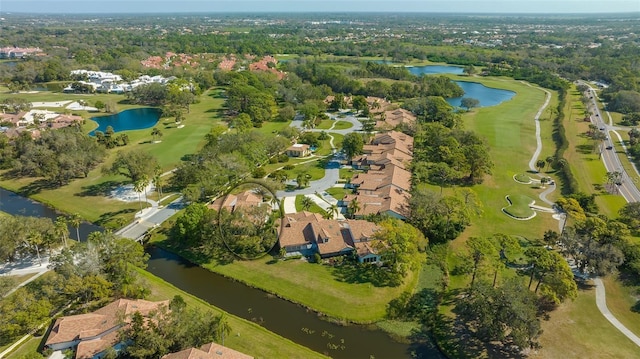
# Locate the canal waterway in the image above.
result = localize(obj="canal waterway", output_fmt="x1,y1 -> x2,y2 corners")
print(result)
0,187 -> 444,359
0,187 -> 101,240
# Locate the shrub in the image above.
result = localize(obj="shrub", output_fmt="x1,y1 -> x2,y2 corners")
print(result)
283,164 -> 295,170
252,167 -> 266,178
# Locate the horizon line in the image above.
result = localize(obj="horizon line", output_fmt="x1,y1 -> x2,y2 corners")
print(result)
2,11 -> 639,15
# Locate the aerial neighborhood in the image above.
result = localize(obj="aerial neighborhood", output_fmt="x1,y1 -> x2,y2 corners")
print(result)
1,7 -> 640,359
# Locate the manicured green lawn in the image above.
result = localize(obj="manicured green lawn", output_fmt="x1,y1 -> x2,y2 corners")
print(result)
533,283 -> 640,359
562,87 -> 626,217
503,194 -> 535,219
602,275 -> 640,338
151,234 -> 417,323
295,194 -> 324,213
283,159 -> 326,181
0,89 -> 225,226
325,186 -> 349,201
450,76 -> 560,242
4,336 -> 42,359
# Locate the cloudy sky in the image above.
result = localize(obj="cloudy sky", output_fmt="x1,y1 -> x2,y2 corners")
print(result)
1,0 -> 638,14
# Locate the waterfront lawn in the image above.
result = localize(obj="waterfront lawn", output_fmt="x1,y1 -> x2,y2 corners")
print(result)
136,269 -> 327,359
0,89 -> 224,225
151,233 -> 416,323
452,77 -> 560,241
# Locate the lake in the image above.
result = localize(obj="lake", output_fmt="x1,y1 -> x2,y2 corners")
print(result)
407,65 -> 465,75
449,81 -> 515,108
89,107 -> 161,135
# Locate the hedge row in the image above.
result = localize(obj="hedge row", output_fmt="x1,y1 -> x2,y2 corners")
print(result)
551,87 -> 579,194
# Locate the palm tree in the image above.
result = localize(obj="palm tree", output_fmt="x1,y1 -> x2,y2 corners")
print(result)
217,314 -> 232,346
54,216 -> 69,248
296,173 -> 310,189
322,209 -> 333,220
301,196 -> 314,211
328,204 -> 339,219
348,198 -> 360,218
545,156 -> 554,170
69,213 -> 82,241
536,159 -> 546,173
151,127 -> 163,142
152,166 -> 163,198
133,178 -> 148,211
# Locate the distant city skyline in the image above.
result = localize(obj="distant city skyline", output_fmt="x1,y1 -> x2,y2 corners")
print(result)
1,0 -> 638,14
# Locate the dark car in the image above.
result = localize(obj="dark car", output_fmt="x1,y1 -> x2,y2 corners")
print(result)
606,145 -> 613,150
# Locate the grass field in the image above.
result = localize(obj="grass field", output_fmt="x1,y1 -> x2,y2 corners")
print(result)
151,233 -> 418,323
602,275 -> 640,337
450,76 -> 560,242
532,282 -> 640,359
503,194 -> 535,219
0,89 -> 226,227
4,336 -> 42,359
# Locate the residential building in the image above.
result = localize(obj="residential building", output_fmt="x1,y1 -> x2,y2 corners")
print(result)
209,190 -> 264,212
162,342 -> 253,359
285,143 -> 311,157
44,299 -> 169,359
279,212 -> 383,263
0,46 -> 43,59
343,131 -> 413,220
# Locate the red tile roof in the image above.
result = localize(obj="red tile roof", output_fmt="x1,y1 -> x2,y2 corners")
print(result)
162,342 -> 253,359
45,299 -> 169,359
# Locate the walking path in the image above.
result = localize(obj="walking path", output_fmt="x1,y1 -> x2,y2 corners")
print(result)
594,277 -> 640,346
524,82 -> 640,347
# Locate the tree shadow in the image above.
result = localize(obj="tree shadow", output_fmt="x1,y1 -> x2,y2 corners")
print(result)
18,178 -> 59,196
330,262 -> 397,287
77,180 -> 126,197
576,144 -> 595,154
94,208 -> 136,228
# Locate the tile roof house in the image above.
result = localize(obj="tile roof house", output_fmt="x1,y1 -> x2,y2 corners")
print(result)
375,108 -> 417,131
279,212 -> 383,262
344,131 -> 413,220
209,190 -> 264,213
285,143 -> 311,157
44,299 -> 169,359
162,342 -> 253,359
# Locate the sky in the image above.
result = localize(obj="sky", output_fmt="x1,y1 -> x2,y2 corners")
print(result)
1,0 -> 638,14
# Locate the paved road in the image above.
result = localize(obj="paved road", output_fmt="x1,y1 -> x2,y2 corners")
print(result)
579,81 -> 640,203
116,196 -> 185,240
594,277 -> 640,347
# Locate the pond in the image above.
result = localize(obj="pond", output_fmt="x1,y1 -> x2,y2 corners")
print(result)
0,187 -> 444,359
89,107 -> 161,135
407,65 -> 465,75
449,81 -> 515,108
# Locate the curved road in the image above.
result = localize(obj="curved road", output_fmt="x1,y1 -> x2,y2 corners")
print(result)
527,81 -> 640,347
